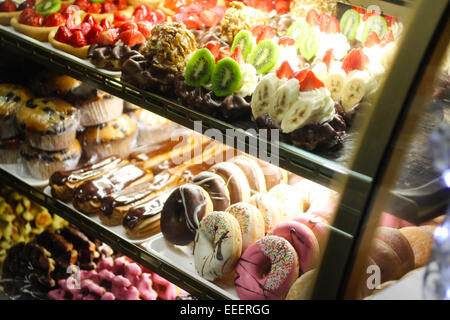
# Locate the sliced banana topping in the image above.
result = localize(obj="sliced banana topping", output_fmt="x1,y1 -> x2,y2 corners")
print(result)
251,73 -> 281,119
341,70 -> 369,110
268,78 -> 300,122
325,68 -> 347,101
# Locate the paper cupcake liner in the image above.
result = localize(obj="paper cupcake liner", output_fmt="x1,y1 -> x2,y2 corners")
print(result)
0,147 -> 20,164
26,128 -> 77,152
84,132 -> 137,163
80,96 -> 124,127
0,117 -> 19,140
23,152 -> 81,180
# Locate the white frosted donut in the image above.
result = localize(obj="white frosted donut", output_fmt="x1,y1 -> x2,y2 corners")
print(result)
294,179 -> 338,223
193,211 -> 242,281
268,184 -> 304,220
248,193 -> 281,234
225,202 -> 265,251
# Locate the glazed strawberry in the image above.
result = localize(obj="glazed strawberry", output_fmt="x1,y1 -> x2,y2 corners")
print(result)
61,5 -> 78,19
299,71 -> 324,92
275,0 -> 289,14
231,45 -> 244,65
102,0 -> 117,13
199,9 -> 221,27
136,21 -> 152,38
119,29 -> 145,46
251,25 -> 264,37
364,32 -> 381,47
27,13 -> 43,26
183,16 -> 203,29
54,26 -> 72,43
78,22 -> 92,36
0,0 -> 16,12
217,46 -> 230,61
152,9 -> 166,24
66,13 -> 79,30
100,18 -> 112,30
256,26 -> 276,43
18,8 -> 35,24
83,14 -> 98,28
116,0 -> 128,10
97,28 -> 118,45
324,16 -> 340,34
352,6 -> 365,14
362,10 -> 380,22
74,0 -> 90,11
87,3 -> 101,13
306,9 -> 321,27
276,61 -> 295,80
205,40 -> 220,60
322,48 -> 334,71
114,10 -> 130,23
133,4 -> 149,21
85,24 -> 102,44
278,36 -> 295,47
249,0 -> 274,12
381,29 -> 394,46
342,48 -> 369,73
119,21 -> 138,33
69,30 -> 87,47
146,11 -> 159,24
319,13 -> 330,32
44,12 -> 65,27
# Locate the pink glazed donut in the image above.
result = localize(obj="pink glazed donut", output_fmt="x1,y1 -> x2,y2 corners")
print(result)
234,236 -> 299,300
269,220 -> 320,275
292,213 -> 329,251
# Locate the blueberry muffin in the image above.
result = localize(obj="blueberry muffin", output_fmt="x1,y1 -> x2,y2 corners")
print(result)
0,83 -> 34,139
81,113 -> 137,161
20,139 -> 82,180
16,97 -> 79,151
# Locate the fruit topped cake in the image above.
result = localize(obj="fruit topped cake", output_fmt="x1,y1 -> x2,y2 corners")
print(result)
0,0 -> 35,25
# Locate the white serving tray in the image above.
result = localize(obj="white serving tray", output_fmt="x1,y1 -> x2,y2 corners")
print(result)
143,233 -> 239,300
0,163 -> 48,188
43,186 -> 151,244
0,25 -> 121,78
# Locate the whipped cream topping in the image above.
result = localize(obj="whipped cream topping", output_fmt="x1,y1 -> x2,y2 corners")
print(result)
236,63 -> 259,97
314,27 -> 350,61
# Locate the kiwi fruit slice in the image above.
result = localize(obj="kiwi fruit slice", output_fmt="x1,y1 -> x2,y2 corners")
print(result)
231,30 -> 254,60
248,39 -> 280,75
361,15 -> 388,43
184,48 -> 216,88
300,29 -> 320,61
287,20 -> 310,41
90,0 -> 106,3
36,0 -> 61,17
211,58 -> 243,97
340,9 -> 361,40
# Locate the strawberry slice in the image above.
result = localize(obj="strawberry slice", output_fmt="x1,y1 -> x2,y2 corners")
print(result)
274,0 -> 289,14
44,12 -> 66,27
153,9 -> 166,24
325,16 -> 340,34
54,26 -> 72,44
251,25 -> 264,37
205,40 -> 221,60
97,28 -> 119,46
87,3 -> 101,13
299,70 -> 324,92
114,10 -> 130,23
250,0 -> 274,12
69,30 -> 87,47
306,9 -> 321,27
319,13 -> 330,32
217,46 -> 231,61
78,21 -> 92,36
278,36 -> 295,47
322,48 -> 334,71
136,21 -> 152,38
119,21 -> 138,33
276,61 -> 295,79
199,9 -> 220,27
183,15 -> 203,29
342,48 -> 369,74
133,4 -> 149,21
119,29 -> 146,46
116,0 -> 128,10
0,0 -> 16,12
100,18 -> 112,30
364,31 -> 381,47
362,10 -> 380,22
256,25 -> 276,43
27,13 -> 43,27
102,0 -> 117,13
381,29 -> 394,46
19,8 -> 34,24
352,6 -> 366,15
385,15 -> 398,27
85,24 -> 102,44
293,69 -> 309,84
231,45 -> 244,65
83,14 -> 98,28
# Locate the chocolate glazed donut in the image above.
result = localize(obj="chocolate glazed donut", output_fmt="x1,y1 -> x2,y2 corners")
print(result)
230,156 -> 267,194
160,184 -> 213,245
192,171 -> 231,211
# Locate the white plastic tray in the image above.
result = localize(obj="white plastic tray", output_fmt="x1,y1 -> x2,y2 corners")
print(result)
43,186 -> 151,244
0,25 -> 121,78
143,233 -> 239,300
0,163 -> 48,188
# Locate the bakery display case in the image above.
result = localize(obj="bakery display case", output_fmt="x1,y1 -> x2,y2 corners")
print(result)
0,0 -> 448,300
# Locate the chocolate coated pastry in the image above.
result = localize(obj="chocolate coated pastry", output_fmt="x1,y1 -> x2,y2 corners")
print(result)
87,43 -> 142,71
220,94 -> 251,120
189,25 -> 228,47
160,184 -> 213,245
192,171 -> 230,211
35,230 -> 78,271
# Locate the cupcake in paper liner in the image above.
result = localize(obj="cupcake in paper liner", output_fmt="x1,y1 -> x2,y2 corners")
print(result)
80,114 -> 137,162
20,139 -> 82,180
15,97 -> 79,152
0,83 -> 34,140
